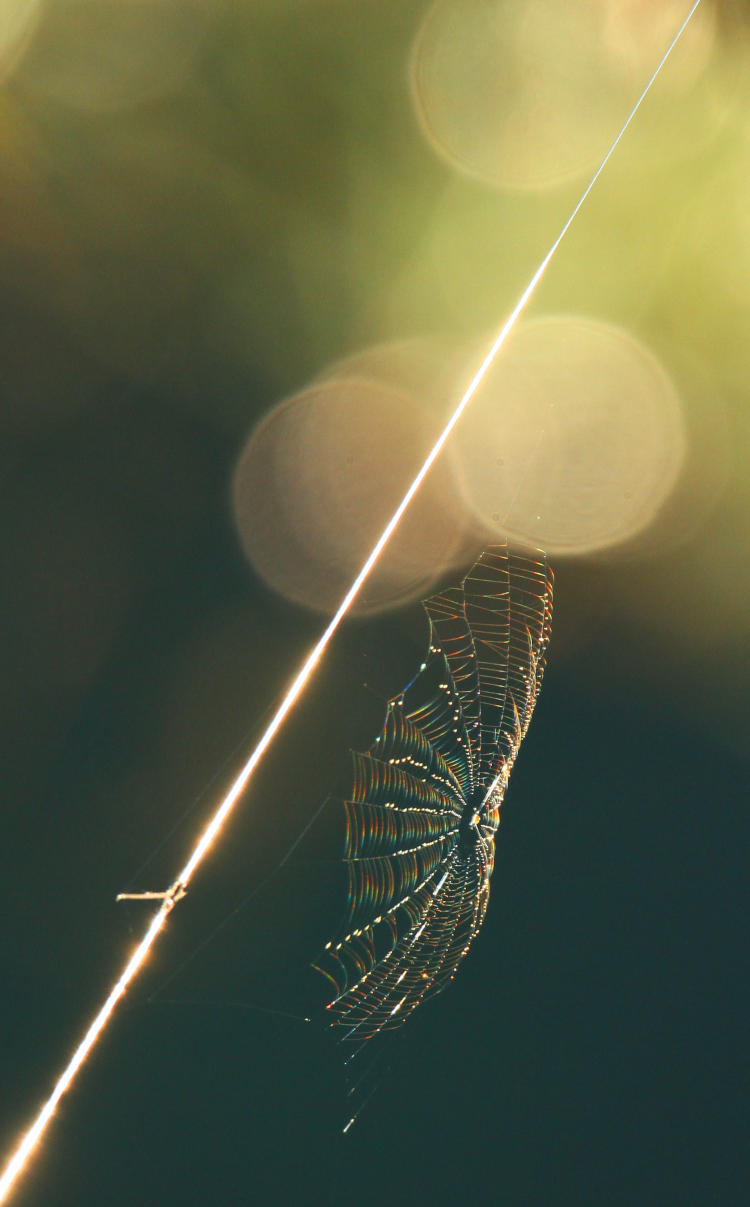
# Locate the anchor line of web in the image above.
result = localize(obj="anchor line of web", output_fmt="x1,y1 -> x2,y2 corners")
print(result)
0,3 -> 704,1200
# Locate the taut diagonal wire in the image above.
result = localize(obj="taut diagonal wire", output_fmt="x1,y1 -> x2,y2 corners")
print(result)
0,3 -> 703,1199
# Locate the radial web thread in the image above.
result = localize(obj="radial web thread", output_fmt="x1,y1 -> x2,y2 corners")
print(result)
314,543 -> 554,1044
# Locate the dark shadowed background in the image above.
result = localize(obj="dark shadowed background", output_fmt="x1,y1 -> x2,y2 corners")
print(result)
1,2 -> 748,1204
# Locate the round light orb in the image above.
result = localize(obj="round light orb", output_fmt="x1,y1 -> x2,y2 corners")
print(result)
16,0 -> 218,111
411,0 -> 720,191
233,374 -> 470,616
0,0 -> 40,81
453,316 -> 686,554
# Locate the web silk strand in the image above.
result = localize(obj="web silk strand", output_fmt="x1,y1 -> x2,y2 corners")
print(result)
0,3 -> 703,1200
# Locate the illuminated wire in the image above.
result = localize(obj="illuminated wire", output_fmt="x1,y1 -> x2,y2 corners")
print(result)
0,907 -> 171,1202
0,4 -> 703,1200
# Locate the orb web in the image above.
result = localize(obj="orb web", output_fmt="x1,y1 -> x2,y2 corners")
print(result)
314,544 -> 553,1044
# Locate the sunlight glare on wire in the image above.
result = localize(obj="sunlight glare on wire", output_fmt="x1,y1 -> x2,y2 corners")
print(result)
0,3 -> 703,1200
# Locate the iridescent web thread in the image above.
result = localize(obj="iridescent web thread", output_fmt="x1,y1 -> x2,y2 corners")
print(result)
314,544 -> 553,1044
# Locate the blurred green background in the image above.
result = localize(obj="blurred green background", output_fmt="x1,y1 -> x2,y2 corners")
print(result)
4,0 -> 750,761
1,3 -> 748,1204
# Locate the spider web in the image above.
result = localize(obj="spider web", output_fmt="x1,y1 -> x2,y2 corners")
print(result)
314,544 -> 553,1046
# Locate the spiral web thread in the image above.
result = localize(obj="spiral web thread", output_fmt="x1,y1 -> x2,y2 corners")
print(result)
314,544 -> 553,1044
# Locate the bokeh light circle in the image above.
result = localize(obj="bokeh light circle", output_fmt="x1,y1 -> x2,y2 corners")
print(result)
411,0 -> 720,191
454,316 -> 686,554
0,0 -> 40,81
233,374 -> 471,616
16,0 -> 218,111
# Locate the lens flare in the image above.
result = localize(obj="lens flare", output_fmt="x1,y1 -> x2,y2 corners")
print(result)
16,0 -> 218,111
0,4 -> 704,1200
0,0 -> 40,83
233,373 -> 471,616
454,316 -> 686,554
412,0 -> 722,191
